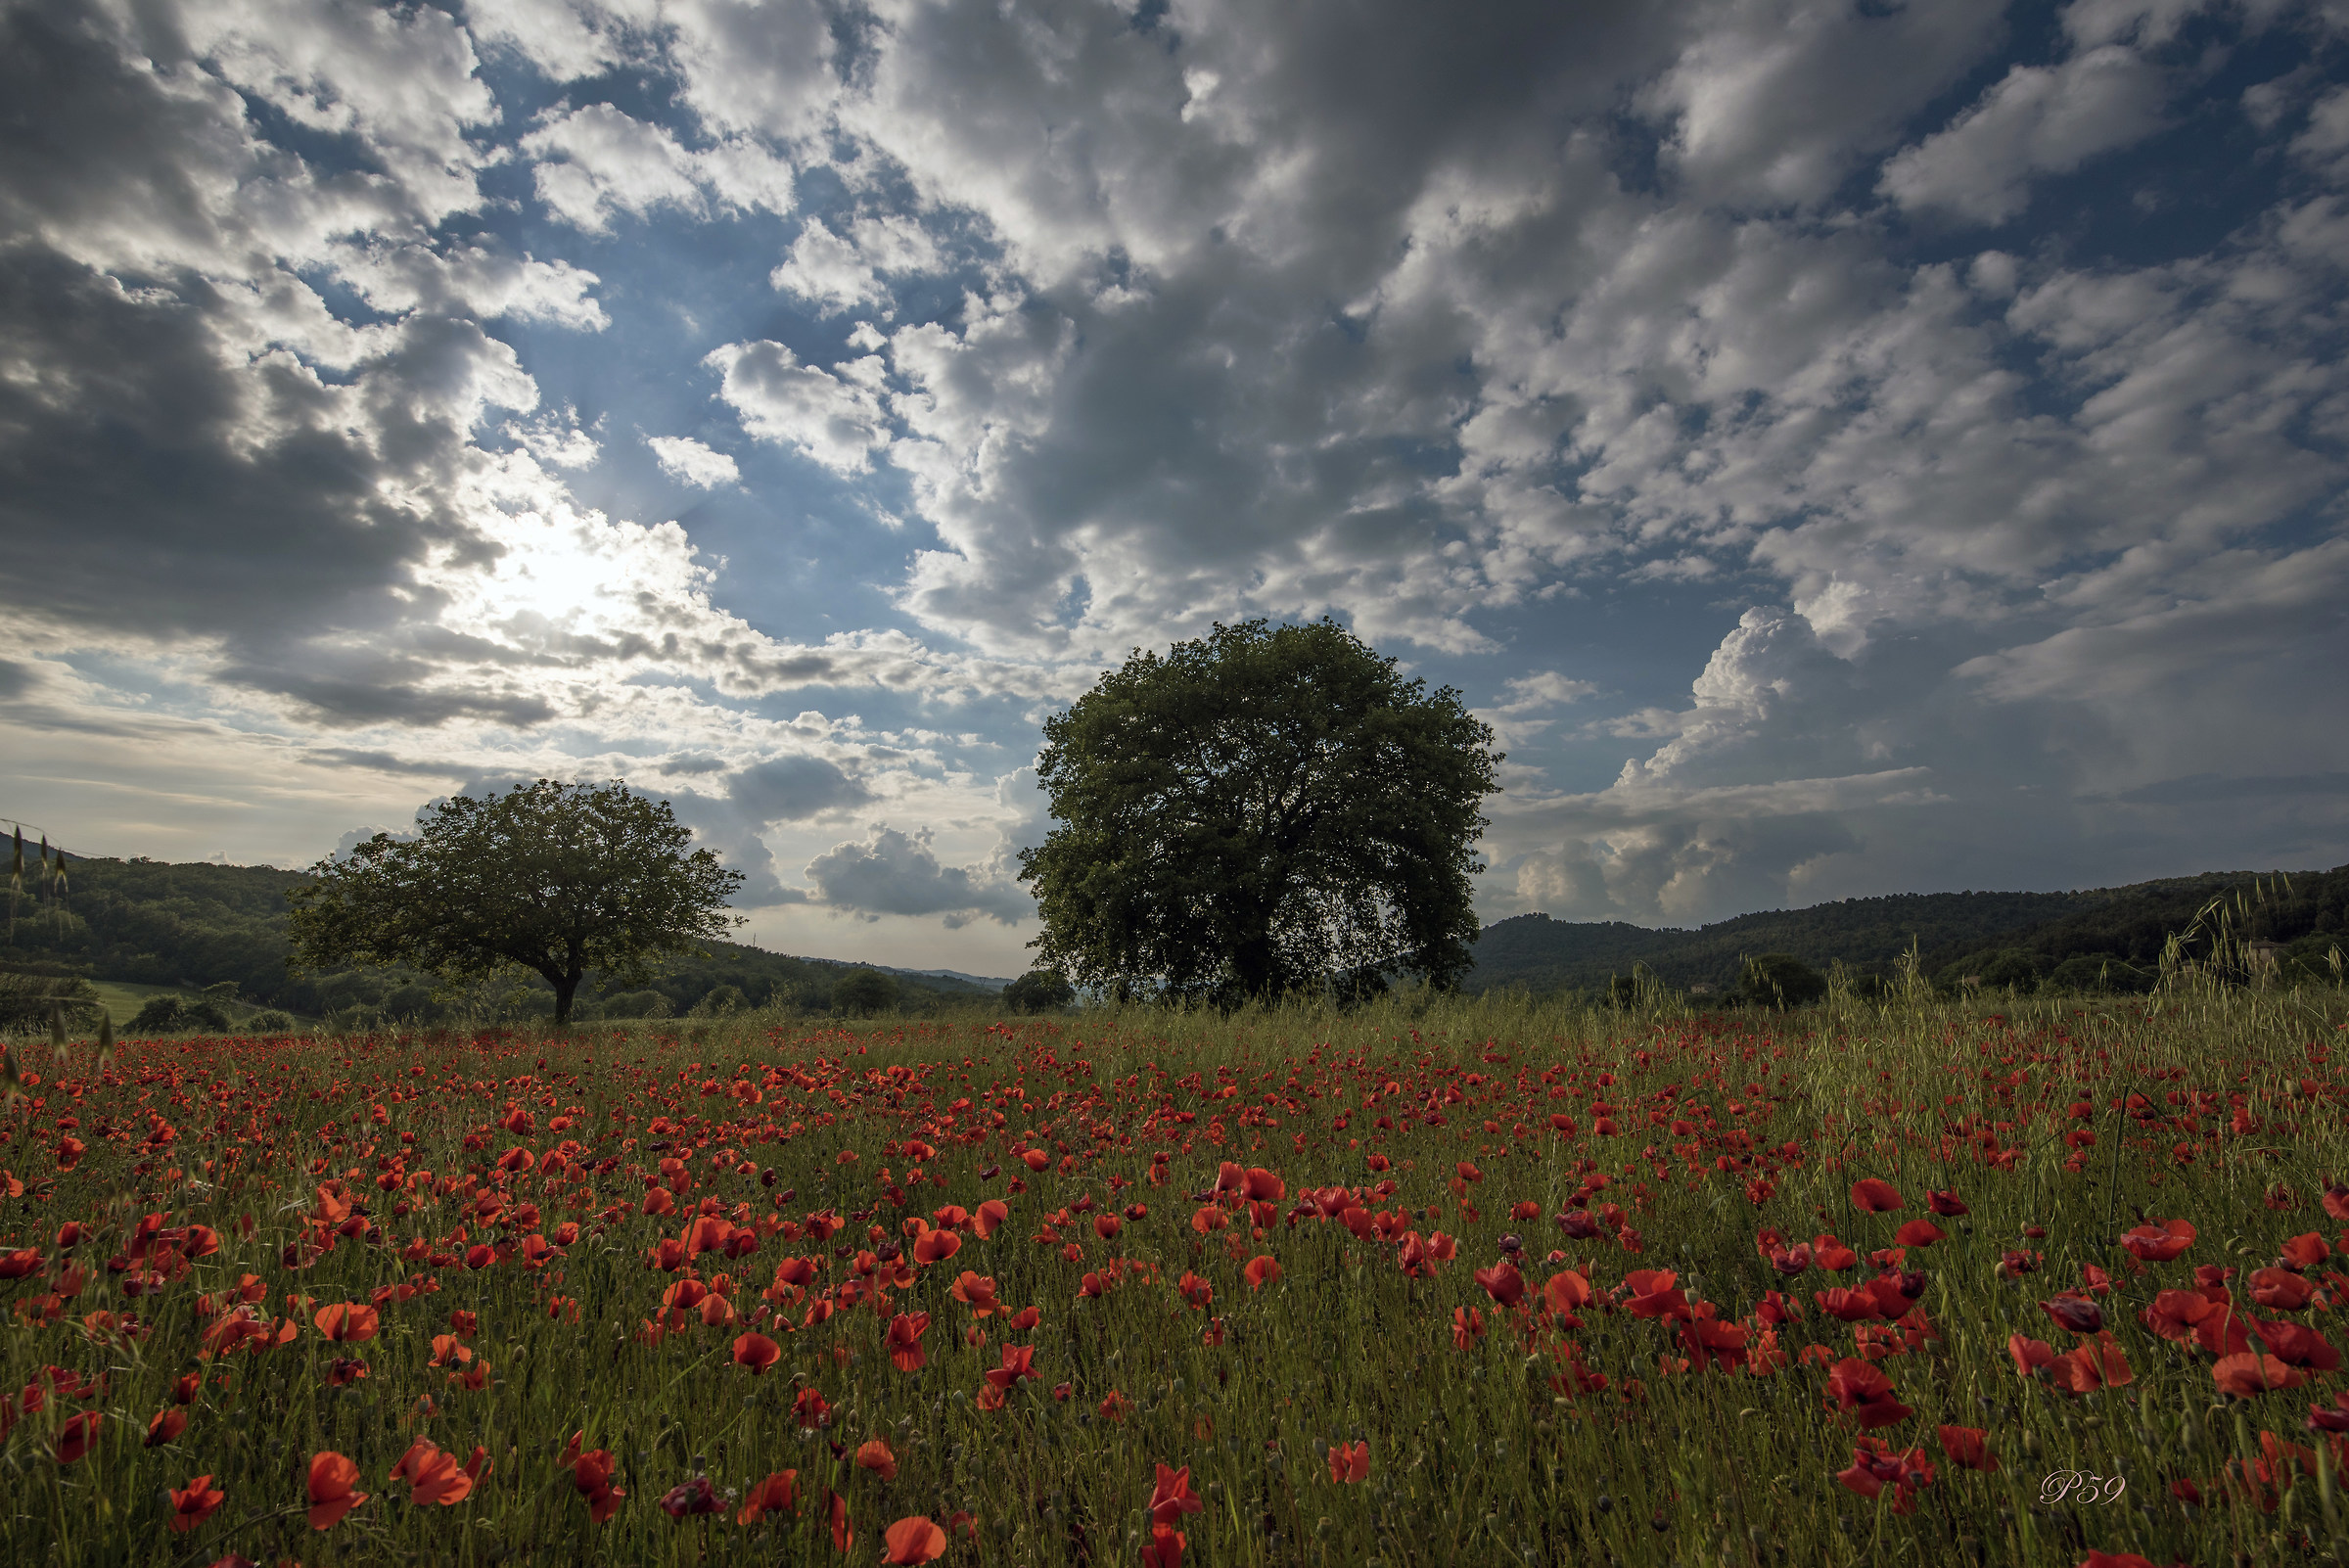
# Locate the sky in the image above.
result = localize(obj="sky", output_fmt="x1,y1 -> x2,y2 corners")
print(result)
2,0 -> 2347,977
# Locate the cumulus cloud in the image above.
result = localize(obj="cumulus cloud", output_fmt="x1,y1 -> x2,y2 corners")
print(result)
522,103 -> 793,233
707,340 -> 894,475
647,435 -> 740,488
805,826 -> 1032,927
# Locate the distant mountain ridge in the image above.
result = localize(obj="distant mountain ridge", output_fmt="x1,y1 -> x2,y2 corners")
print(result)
1467,866 -> 2349,994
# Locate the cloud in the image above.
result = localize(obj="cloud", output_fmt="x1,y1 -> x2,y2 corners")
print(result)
770,215 -> 947,315
522,103 -> 793,233
805,825 -> 1032,927
647,435 -> 740,488
707,340 -> 894,475
1879,45 -> 2169,224
726,755 -> 874,822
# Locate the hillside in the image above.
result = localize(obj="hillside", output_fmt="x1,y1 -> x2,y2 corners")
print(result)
1467,867 -> 2349,995
0,854 -> 1004,1024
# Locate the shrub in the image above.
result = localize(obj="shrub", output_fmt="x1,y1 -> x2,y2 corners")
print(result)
689,984 -> 749,1018
1002,968 -> 1075,1014
246,1009 -> 296,1034
126,995 -> 232,1035
0,974 -> 104,1031
1736,954 -> 1827,1009
833,968 -> 898,1016
598,990 -> 673,1020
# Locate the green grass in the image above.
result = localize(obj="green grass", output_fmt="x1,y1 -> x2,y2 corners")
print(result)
2,980 -> 2347,1565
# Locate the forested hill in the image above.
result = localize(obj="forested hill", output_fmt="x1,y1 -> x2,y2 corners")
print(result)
1467,866 -> 2349,995
0,854 -> 1003,1020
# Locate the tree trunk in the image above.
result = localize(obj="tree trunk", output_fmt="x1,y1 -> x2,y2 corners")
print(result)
552,970 -> 579,1028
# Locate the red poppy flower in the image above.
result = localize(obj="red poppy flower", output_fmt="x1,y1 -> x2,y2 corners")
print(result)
1452,1306 -> 1486,1349
2253,1318 -> 2340,1371
2213,1352 -> 2310,1397
1244,1256 -> 1282,1291
1925,1190 -> 1967,1216
1814,1287 -> 1883,1322
574,1450 -> 625,1523
391,1438 -> 486,1506
1849,1179 -> 1903,1213
793,1388 -> 832,1428
312,1303 -> 379,1343
2006,1333 -> 2055,1377
886,1313 -> 931,1372
1833,1436 -> 1936,1514
167,1474 -> 226,1533
1892,1220 -> 1945,1248
1472,1261 -> 1524,1308
1544,1269 -> 1592,1315
733,1332 -> 781,1374
2039,1295 -> 2104,1335
985,1344 -> 1036,1391
1622,1269 -> 1690,1321
1149,1463 -> 1204,1528
661,1477 -> 722,1517
737,1470 -> 799,1526
147,1407 -> 189,1447
972,1200 -> 1009,1239
1142,1523 -> 1186,1568
2118,1217 -> 2195,1262
1936,1425 -> 1998,1471
2050,1333 -> 2132,1394
882,1516 -> 948,1564
856,1439 -> 898,1481
1823,1358 -> 1913,1428
1812,1235 -> 1860,1271
913,1228 -> 962,1265
56,1410 -> 100,1464
1328,1440 -> 1369,1482
829,1492 -> 854,1551
2249,1268 -> 2316,1312
307,1452 -> 367,1529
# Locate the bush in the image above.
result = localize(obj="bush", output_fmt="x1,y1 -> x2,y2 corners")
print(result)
597,990 -> 672,1019
126,994 -> 232,1035
0,974 -> 104,1032
1736,954 -> 1827,1009
689,984 -> 749,1018
832,968 -> 898,1016
1002,968 -> 1076,1014
247,1009 -> 296,1034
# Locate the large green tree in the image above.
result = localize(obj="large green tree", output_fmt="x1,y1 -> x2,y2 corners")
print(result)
1019,619 -> 1501,1006
288,780 -> 742,1026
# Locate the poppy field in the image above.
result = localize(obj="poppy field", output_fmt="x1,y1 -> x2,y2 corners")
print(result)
4,983 -> 2349,1567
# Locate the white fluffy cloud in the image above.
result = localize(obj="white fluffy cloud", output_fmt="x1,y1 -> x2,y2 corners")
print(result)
706,340 -> 894,475
647,434 -> 740,488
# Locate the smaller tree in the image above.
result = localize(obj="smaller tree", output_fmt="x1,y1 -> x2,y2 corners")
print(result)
289,780 -> 742,1028
833,968 -> 898,1016
1002,967 -> 1075,1014
1736,953 -> 1827,1010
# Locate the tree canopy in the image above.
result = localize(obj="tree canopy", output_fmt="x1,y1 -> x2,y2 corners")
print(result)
1018,619 -> 1500,1007
287,780 -> 742,1026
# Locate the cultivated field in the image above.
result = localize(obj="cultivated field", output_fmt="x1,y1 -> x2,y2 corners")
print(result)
4,981 -> 2347,1566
